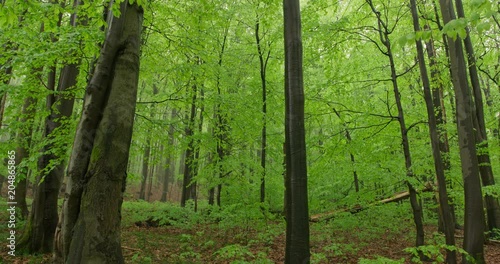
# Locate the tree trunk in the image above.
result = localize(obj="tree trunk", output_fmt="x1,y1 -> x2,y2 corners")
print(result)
255,16 -> 270,204
181,83 -> 198,208
139,138 -> 151,200
283,0 -> 310,262
424,26 -> 459,231
15,95 -> 37,220
18,1 -> 80,252
439,0 -> 485,263
409,1 -> 456,262
55,2 -> 143,263
161,109 -> 177,202
366,0 -> 426,253
455,0 -> 500,232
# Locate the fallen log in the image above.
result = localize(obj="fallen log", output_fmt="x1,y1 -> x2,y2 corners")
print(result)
309,184 -> 434,222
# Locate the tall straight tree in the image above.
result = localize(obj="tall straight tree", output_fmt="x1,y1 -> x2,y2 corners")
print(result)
439,0 -> 485,262
283,0 -> 310,262
54,1 -> 143,262
409,0 -> 456,262
255,14 -> 271,204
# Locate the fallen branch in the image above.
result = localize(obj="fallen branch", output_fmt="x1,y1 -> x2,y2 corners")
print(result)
122,246 -> 142,252
310,183 -> 434,222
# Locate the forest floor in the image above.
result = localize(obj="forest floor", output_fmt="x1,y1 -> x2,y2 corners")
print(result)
2,201 -> 500,263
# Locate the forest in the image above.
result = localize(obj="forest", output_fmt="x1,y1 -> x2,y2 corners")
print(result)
0,0 -> 499,263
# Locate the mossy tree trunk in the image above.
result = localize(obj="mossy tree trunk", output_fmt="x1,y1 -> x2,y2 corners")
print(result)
54,1 -> 143,263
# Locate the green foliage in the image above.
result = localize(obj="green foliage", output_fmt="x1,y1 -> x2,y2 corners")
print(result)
358,256 -> 405,264
213,244 -> 254,262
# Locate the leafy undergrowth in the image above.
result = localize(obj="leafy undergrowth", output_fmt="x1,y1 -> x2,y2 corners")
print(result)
2,200 -> 500,263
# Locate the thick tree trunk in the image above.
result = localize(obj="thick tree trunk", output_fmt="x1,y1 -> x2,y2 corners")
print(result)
283,0 -> 310,262
439,0 -> 485,263
409,1 -> 456,262
55,2 -> 143,263
455,0 -> 500,232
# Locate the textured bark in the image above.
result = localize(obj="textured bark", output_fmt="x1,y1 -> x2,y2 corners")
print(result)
283,0 -> 310,262
409,1 -> 456,262
55,2 -> 143,263
366,0 -> 425,252
455,0 -> 500,232
439,0 -> 485,263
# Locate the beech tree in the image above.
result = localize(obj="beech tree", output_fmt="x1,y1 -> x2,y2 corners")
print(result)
283,0 -> 310,262
439,0 -> 486,262
54,1 -> 143,262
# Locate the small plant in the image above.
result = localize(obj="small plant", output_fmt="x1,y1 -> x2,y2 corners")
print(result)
358,256 -> 405,263
213,244 -> 254,261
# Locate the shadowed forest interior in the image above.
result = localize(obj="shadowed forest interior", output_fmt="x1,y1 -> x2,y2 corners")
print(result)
0,0 -> 500,263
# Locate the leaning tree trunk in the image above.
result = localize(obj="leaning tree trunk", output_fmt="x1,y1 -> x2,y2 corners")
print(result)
409,0 -> 456,262
54,2 -> 143,263
439,0 -> 485,263
455,0 -> 500,232
283,0 -> 310,262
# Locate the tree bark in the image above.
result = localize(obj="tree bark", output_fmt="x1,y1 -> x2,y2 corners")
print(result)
19,0 -> 80,253
455,0 -> 500,232
439,0 -> 485,263
366,0 -> 426,253
255,16 -> 270,204
14,95 -> 38,220
283,0 -> 310,262
409,1 -> 456,262
181,82 -> 198,208
161,109 -> 177,202
55,2 -> 143,263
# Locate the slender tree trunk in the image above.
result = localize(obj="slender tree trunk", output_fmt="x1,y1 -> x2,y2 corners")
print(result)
283,0 -> 310,262
366,0 -> 426,253
161,109 -> 177,202
410,1 -> 456,262
139,138 -> 151,200
54,2 -> 143,262
181,83 -> 198,208
455,0 -> 500,232
333,108 -> 359,193
255,16 -> 271,204
439,0 -> 485,263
